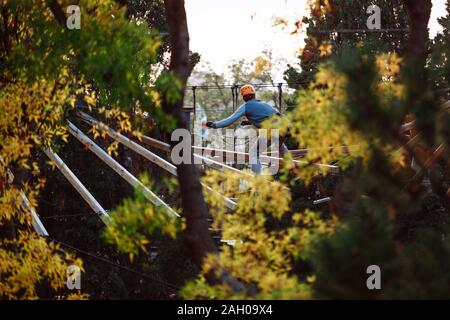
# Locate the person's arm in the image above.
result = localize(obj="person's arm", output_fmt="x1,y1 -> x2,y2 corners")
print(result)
210,104 -> 246,128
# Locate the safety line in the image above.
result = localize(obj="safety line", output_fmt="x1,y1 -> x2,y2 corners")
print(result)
48,237 -> 181,291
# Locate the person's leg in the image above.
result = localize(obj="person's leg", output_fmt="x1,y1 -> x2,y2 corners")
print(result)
275,134 -> 290,175
279,135 -> 289,155
249,139 -> 261,174
249,132 -> 269,175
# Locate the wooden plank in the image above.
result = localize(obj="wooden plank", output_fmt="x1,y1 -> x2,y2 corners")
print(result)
141,135 -> 171,153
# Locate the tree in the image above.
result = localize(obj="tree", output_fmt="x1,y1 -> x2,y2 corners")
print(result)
297,0 -> 450,299
0,0 -> 169,299
181,0 -> 450,299
429,0 -> 450,98
160,0 -> 216,270
283,0 -> 409,89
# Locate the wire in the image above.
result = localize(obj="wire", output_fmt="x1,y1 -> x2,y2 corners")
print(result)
185,82 -> 292,90
73,82 -> 295,94
40,213 -> 96,220
192,133 -> 249,147
47,237 -> 181,291
313,28 -> 409,34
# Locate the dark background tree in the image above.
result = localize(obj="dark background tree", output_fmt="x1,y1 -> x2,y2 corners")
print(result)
284,0 -> 409,89
428,1 -> 450,99
310,0 -> 450,299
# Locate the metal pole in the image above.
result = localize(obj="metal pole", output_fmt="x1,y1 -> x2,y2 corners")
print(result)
44,148 -> 111,224
192,153 -> 254,177
231,87 -> 236,111
235,85 -> 239,109
278,83 -> 283,111
68,121 -> 179,218
192,86 -> 197,133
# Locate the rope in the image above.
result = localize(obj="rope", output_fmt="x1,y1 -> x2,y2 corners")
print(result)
186,82 -> 294,90
47,237 -> 181,291
192,133 -> 249,147
40,213 -> 96,220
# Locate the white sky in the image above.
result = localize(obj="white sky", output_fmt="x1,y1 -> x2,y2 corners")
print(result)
185,0 -> 448,82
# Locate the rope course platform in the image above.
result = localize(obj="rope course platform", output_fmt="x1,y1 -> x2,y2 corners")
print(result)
28,99 -> 448,240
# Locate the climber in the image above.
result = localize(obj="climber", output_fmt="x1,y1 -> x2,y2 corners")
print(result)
206,84 -> 288,174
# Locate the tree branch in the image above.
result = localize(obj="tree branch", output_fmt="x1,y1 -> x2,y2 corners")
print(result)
48,0 -> 66,26
162,0 -> 216,269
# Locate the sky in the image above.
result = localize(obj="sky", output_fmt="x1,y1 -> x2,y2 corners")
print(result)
185,0 -> 448,82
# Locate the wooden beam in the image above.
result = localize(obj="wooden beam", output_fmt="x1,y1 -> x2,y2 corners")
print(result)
44,148 -> 111,224
77,110 -> 178,176
20,191 -> 49,237
141,135 -> 171,153
2,163 -> 49,237
68,121 -> 179,218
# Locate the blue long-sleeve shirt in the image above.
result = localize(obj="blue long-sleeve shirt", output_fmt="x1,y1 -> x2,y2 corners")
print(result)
212,99 -> 281,128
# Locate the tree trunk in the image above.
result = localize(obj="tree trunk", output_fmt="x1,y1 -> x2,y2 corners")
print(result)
162,0 -> 216,268
401,0 -> 433,110
403,0 -> 432,58
401,1 -> 449,206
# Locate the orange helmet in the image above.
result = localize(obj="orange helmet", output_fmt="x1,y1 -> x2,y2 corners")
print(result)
240,84 -> 256,97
